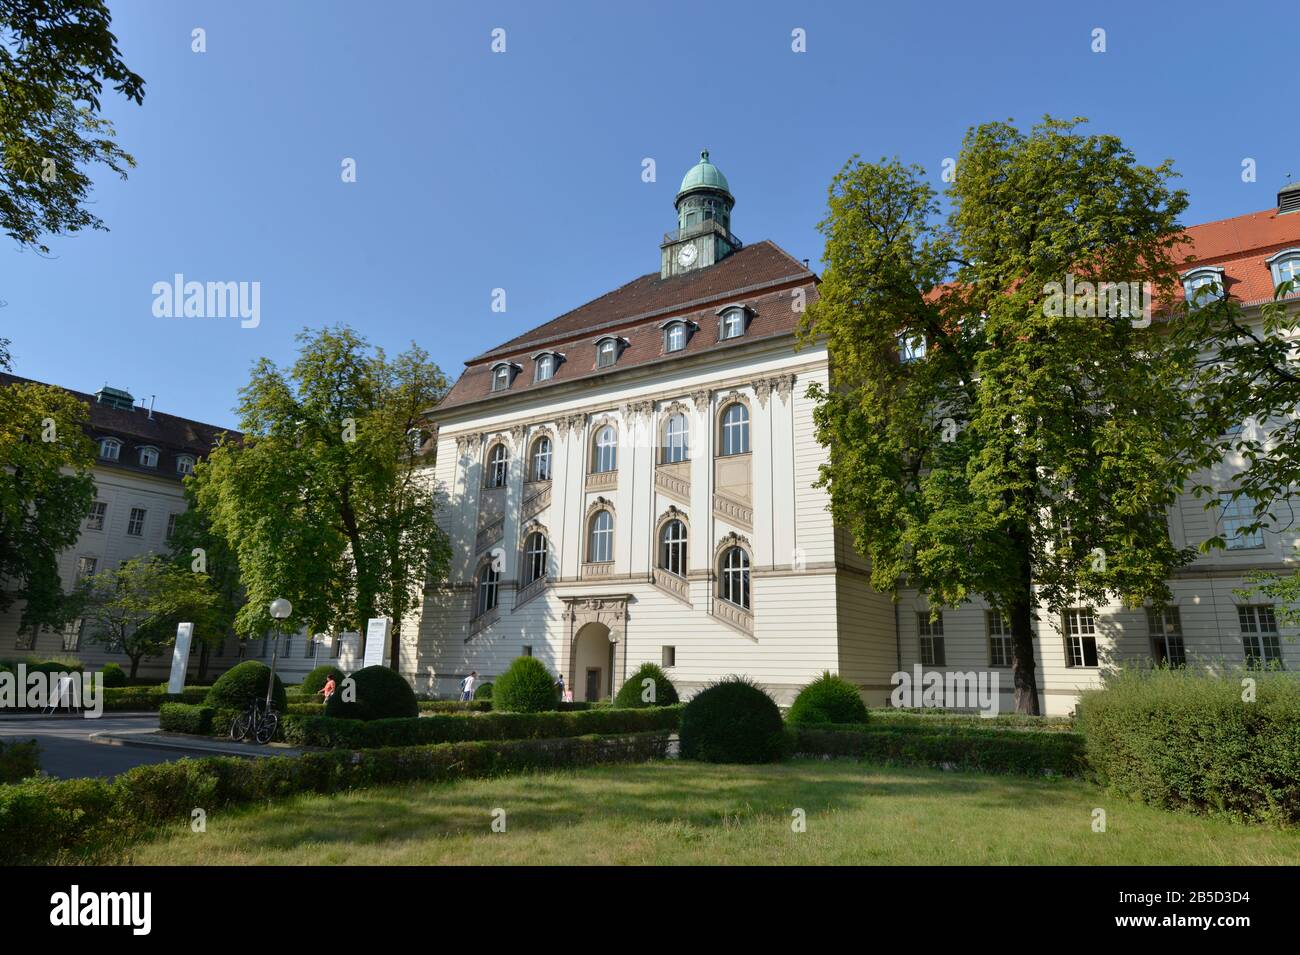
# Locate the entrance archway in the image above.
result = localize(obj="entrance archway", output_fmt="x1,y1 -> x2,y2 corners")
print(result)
572,622 -> 614,702
561,594 -> 629,703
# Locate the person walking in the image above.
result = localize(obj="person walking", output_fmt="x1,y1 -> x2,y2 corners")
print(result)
460,670 -> 478,702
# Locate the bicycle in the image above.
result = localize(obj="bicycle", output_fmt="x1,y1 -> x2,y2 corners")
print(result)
230,696 -> 279,744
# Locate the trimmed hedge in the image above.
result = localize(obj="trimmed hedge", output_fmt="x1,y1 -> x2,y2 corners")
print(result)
207,661 -> 287,712
787,672 -> 869,726
790,723 -> 1087,777
301,665 -> 344,697
868,709 -> 1077,732
102,685 -> 209,711
324,665 -> 418,721
0,731 -> 673,864
679,677 -> 787,764
159,702 -> 683,748
1078,668 -> 1300,826
474,681 -> 493,700
100,663 -> 128,688
419,699 -> 492,713
614,662 -> 679,708
0,739 -> 40,783
493,657 -> 560,713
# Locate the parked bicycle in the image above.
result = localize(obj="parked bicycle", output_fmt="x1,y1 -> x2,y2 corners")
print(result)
230,696 -> 279,744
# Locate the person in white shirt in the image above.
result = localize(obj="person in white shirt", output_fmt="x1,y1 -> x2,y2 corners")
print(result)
460,671 -> 477,702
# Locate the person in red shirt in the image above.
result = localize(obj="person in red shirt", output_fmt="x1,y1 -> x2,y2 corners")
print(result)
319,675 -> 337,702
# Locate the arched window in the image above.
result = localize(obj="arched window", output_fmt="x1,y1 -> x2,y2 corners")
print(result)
660,413 -> 689,464
535,353 -> 555,382
719,546 -> 750,610
1267,249 -> 1300,294
529,436 -> 552,481
176,454 -> 195,475
523,532 -> 548,584
98,438 -> 121,461
592,425 -> 617,473
1182,268 -> 1225,308
720,403 -> 750,456
138,446 -> 159,468
596,338 -> 619,369
720,307 -> 746,340
491,365 -> 512,392
476,561 -> 500,616
665,322 -> 688,352
486,443 -> 509,487
660,519 -> 687,577
588,510 -> 614,563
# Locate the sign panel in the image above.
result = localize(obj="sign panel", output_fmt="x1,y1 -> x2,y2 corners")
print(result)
363,617 -> 391,668
167,622 -> 194,694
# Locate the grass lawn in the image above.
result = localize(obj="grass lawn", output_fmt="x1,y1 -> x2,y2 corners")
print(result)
121,759 -> 1300,865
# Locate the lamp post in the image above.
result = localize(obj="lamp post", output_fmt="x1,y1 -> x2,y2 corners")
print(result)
267,598 -> 292,708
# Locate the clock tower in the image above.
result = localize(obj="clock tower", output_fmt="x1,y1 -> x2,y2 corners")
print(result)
660,149 -> 741,278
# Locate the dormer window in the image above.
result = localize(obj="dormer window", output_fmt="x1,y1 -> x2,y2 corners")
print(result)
138,446 -> 159,468
98,438 -> 121,461
1182,267 -> 1225,307
176,454 -> 196,475
662,320 -> 694,353
533,352 -> 561,382
595,337 -> 623,369
490,362 -> 520,392
718,305 -> 749,340
1266,249 -> 1300,295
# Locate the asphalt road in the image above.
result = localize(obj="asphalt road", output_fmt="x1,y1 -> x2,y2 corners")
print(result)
0,715 -> 212,779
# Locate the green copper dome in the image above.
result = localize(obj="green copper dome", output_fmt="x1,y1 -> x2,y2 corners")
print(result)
677,149 -> 731,196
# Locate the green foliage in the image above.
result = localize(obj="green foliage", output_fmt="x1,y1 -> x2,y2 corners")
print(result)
206,661 -> 287,711
799,119 -> 1216,714
99,663 -> 127,688
73,556 -> 217,678
869,709 -> 1076,731
101,685 -> 207,711
0,0 -> 145,253
492,657 -> 560,713
0,738 -> 40,782
679,677 -> 786,764
323,665 -> 417,721
474,681 -> 493,700
166,482 -> 245,669
789,723 -> 1086,777
0,372 -> 96,633
787,672 -> 869,725
191,326 -> 452,672
301,664 -> 344,696
421,698 -> 492,713
614,662 -> 679,708
1078,667 -> 1300,825
0,734 -> 672,863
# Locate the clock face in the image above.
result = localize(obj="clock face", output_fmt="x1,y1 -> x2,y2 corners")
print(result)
677,244 -> 698,267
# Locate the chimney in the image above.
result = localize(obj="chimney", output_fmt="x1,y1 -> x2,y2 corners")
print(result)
148,395 -> 156,420
1279,179 -> 1300,215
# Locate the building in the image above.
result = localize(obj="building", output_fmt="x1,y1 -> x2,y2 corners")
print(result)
408,154 -> 1299,715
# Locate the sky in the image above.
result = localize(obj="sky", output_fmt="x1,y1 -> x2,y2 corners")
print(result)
2,0 -> 1296,428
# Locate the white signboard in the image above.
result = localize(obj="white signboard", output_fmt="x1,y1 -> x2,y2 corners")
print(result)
168,622 -> 194,694
363,617 -> 391,668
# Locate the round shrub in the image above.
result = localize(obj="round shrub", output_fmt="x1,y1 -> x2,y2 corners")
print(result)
679,676 -> 786,764
302,664 -> 345,696
99,663 -> 127,688
492,656 -> 559,713
323,665 -> 418,721
474,681 -> 494,700
614,662 -> 679,708
786,671 -> 869,725
206,660 -> 287,711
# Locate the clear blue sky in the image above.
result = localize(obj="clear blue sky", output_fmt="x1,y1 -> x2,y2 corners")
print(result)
3,0 -> 1295,427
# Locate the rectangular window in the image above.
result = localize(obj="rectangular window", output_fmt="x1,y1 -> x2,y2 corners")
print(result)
1064,608 -> 1099,668
918,613 -> 945,666
86,501 -> 107,531
662,646 -> 676,668
1219,494 -> 1264,549
899,334 -> 926,363
127,507 -> 147,537
1238,605 -> 1282,668
62,618 -> 83,652
166,513 -> 178,540
522,645 -> 532,657
1146,607 -> 1186,668
75,556 -> 98,583
987,611 -> 1013,667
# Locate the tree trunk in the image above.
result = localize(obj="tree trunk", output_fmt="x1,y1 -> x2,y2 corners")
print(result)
388,614 -> 401,674
128,654 -> 141,680
197,642 -> 210,683
1008,529 -> 1041,715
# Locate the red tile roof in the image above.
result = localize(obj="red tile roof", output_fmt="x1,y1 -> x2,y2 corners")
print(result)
1174,206 -> 1300,306
439,240 -> 817,412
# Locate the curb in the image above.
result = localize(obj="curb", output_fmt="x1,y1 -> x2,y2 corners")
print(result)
0,711 -> 160,722
89,730 -> 305,759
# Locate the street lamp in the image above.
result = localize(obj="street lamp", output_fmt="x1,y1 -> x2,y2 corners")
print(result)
266,599 -> 292,709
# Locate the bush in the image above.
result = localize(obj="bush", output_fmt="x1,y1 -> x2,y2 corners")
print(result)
206,661 -> 287,712
158,702 -> 218,736
99,663 -> 128,688
787,671 -> 869,725
0,739 -> 41,783
301,664 -> 344,697
1078,667 -> 1300,826
614,662 -> 679,708
869,709 -> 1076,731
103,685 -> 208,711
492,657 -> 559,713
679,676 -> 786,764
323,665 -> 418,721
790,723 -> 1086,776
420,699 -> 492,713
474,681 -> 493,700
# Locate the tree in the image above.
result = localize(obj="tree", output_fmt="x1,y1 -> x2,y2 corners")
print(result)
801,117 -> 1218,713
194,326 -> 452,670
167,482 -> 245,681
75,556 -> 217,678
0,341 -> 97,633
0,0 -> 145,253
